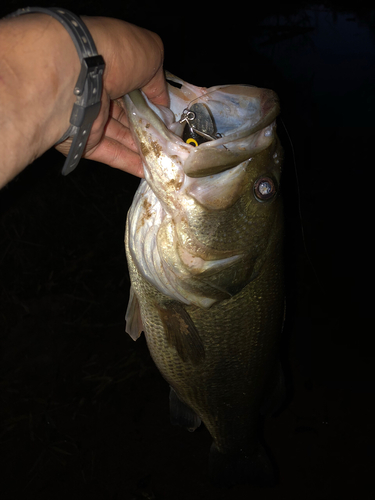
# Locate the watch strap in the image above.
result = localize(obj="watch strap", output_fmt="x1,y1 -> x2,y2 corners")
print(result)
7,7 -> 105,175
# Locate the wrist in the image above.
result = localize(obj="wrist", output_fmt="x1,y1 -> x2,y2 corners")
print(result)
0,13 -> 80,184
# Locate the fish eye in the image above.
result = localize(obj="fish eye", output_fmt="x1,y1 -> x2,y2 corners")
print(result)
254,177 -> 277,201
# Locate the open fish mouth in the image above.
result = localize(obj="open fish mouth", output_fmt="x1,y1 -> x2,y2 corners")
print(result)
123,72 -> 280,178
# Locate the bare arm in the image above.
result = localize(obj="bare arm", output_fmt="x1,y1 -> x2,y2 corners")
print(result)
0,14 -> 168,188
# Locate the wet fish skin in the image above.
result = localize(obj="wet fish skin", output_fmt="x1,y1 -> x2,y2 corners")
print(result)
123,75 -> 284,486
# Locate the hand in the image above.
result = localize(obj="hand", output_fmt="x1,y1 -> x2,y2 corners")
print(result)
55,17 -> 169,178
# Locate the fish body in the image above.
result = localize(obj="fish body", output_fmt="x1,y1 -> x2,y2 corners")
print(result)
123,74 -> 284,486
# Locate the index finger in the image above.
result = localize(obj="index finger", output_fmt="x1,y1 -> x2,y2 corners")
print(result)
141,66 -> 169,107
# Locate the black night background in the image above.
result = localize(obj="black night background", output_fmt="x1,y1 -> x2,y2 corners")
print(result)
1,1 -> 374,498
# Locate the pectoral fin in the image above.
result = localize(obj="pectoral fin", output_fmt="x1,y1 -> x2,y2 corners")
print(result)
157,303 -> 205,365
125,286 -> 144,341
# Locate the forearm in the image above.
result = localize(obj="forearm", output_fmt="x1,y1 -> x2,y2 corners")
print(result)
0,14 -> 80,187
0,13 -> 166,188
0,14 -> 169,187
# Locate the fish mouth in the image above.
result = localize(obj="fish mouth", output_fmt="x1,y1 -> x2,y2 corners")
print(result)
123,73 -> 280,178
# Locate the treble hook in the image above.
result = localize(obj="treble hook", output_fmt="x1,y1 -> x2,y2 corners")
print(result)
179,109 -> 222,142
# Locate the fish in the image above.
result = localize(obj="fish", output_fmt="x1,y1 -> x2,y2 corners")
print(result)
122,73 -> 285,487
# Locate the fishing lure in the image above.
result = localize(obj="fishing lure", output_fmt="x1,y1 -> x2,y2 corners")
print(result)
179,101 -> 225,147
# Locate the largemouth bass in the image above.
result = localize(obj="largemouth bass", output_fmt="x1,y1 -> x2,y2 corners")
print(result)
123,74 -> 284,487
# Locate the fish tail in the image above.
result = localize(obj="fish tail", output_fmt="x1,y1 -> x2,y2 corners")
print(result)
208,442 -> 276,487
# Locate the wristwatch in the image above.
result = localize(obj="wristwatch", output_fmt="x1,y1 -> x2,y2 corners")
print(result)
7,7 -> 105,176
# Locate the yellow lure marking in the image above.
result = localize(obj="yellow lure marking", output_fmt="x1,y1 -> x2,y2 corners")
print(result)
186,138 -> 198,147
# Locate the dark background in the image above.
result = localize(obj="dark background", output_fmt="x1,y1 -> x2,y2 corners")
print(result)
1,1 -> 374,499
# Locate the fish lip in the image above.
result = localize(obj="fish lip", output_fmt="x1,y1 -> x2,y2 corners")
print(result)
123,91 -> 175,140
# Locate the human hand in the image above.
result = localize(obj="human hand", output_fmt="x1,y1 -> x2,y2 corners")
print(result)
55,17 -> 169,178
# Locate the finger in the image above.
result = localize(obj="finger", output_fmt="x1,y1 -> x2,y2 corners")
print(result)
102,110 -> 139,154
57,133 -> 144,177
141,66 -> 170,107
86,136 -> 144,177
56,102 -> 141,172
110,99 -> 129,125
